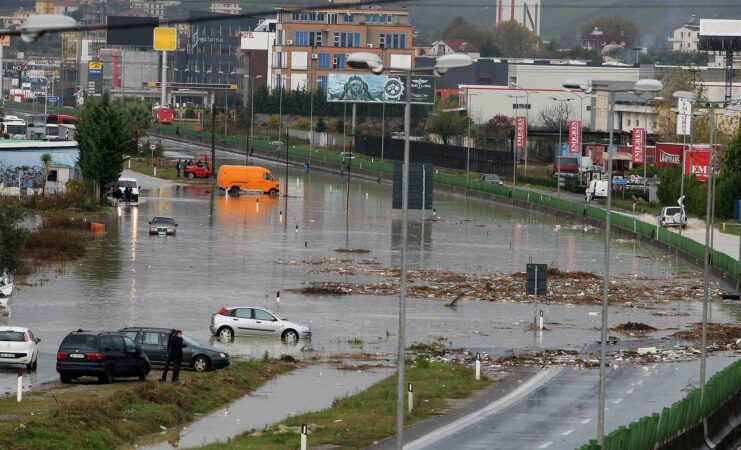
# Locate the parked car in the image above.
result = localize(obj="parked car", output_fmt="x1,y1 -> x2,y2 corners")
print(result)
658,206 -> 687,228
119,327 -> 230,372
269,140 -> 284,147
480,174 -> 503,185
117,178 -> 140,203
148,216 -> 178,235
585,179 -> 609,202
0,327 -> 39,370
56,330 -> 150,384
211,306 -> 312,342
340,152 -> 355,160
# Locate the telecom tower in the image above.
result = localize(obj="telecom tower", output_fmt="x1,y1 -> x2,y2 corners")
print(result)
496,0 -> 541,36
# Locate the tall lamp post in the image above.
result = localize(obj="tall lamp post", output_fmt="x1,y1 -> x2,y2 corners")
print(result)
246,74 -> 262,165
347,52 -> 473,450
563,77 -> 663,446
309,77 -> 321,165
673,91 -> 697,237
506,93 -> 526,185
550,97 -> 573,198
464,89 -> 479,197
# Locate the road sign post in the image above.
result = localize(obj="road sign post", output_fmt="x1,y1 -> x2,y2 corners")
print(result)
153,27 -> 177,107
526,260 -> 547,329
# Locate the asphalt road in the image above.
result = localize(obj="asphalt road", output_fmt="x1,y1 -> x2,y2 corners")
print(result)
400,356 -> 736,450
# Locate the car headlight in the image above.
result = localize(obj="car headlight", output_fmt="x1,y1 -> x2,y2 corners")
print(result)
219,352 -> 227,358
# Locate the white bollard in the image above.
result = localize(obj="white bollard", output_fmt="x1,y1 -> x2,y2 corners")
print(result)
300,424 -> 308,450
17,369 -> 22,402
295,225 -> 299,233
407,383 -> 413,414
128,159 -> 131,169
538,310 -> 544,331
276,291 -> 281,305
153,166 -> 157,177
279,211 -> 283,223
475,353 -> 481,381
297,177 -> 299,187
256,199 -> 259,212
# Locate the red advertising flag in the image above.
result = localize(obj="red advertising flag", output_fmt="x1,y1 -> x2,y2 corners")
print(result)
631,128 -> 645,164
515,116 -> 527,149
567,120 -> 581,154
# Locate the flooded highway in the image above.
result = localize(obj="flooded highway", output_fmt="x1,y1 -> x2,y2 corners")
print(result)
0,156 -> 733,394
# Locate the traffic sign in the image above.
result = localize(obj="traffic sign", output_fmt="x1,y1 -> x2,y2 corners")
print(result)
149,144 -> 157,151
48,96 -> 58,103
612,178 -> 629,186
526,263 -> 547,296
153,27 -> 177,51
630,174 -> 636,183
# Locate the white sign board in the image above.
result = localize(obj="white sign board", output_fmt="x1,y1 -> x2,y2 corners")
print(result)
240,31 -> 271,50
677,97 -> 692,136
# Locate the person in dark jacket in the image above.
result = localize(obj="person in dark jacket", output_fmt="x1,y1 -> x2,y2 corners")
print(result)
168,330 -> 184,382
176,159 -> 182,178
159,329 -> 177,382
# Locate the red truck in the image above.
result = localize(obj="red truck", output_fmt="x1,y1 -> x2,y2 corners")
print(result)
153,106 -> 174,124
183,153 -> 213,178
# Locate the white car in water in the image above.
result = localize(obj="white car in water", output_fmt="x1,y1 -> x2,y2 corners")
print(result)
210,306 -> 312,342
0,327 -> 40,370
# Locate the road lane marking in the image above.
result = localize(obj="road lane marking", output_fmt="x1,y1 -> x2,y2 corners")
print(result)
626,388 -> 634,394
561,429 -> 574,436
581,418 -> 592,424
404,368 -> 565,450
538,442 -> 554,448
613,398 -> 623,404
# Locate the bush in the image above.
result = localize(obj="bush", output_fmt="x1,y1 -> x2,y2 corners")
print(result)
295,118 -> 311,131
184,108 -> 197,119
261,115 -> 280,130
315,117 -> 327,132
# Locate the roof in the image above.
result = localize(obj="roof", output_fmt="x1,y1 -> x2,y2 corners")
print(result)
0,141 -> 79,168
441,39 -> 480,54
0,326 -> 29,332
121,8 -> 152,17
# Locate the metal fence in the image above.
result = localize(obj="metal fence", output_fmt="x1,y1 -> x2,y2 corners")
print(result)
355,135 -> 514,176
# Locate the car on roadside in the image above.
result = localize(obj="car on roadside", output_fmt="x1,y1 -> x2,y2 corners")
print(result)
56,330 -> 150,384
657,206 -> 687,228
340,152 -> 355,160
480,174 -> 503,185
269,140 -> 284,147
211,306 -> 312,342
117,177 -> 140,203
119,327 -> 230,372
0,327 -> 40,370
148,216 -> 178,235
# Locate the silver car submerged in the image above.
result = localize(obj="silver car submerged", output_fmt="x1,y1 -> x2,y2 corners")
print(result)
148,216 -> 178,235
210,306 -> 312,342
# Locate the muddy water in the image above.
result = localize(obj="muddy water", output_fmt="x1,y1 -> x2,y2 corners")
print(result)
0,161 -> 732,394
137,364 -> 394,449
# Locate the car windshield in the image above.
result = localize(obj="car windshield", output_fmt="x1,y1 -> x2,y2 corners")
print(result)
0,331 -> 24,342
152,217 -> 175,224
60,335 -> 98,350
118,180 -> 137,188
665,207 -> 682,215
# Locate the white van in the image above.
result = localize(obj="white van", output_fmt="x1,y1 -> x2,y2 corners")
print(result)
585,179 -> 608,202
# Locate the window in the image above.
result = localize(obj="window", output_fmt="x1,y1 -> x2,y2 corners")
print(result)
334,53 -> 345,69
61,335 -> 98,350
123,336 -> 137,353
318,75 -> 328,89
295,31 -> 308,46
392,34 -> 398,49
327,13 -> 337,24
341,32 -> 346,47
112,336 -> 125,351
380,34 -> 386,48
636,119 -> 640,126
142,332 -> 160,345
47,170 -> 58,182
236,308 -> 253,319
309,31 -> 322,47
100,336 -> 113,351
333,32 -> 340,47
254,309 -> 275,321
355,32 -> 361,47
344,14 -> 353,22
400,33 -> 406,49
318,53 -> 331,69
627,119 -> 631,126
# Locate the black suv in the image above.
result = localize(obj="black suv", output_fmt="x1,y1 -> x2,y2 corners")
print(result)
119,327 -> 230,372
56,330 -> 151,384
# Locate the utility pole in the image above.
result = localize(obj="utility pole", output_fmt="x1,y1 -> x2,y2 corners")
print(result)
211,103 -> 216,178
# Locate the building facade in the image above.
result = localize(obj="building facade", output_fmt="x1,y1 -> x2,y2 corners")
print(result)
35,0 -> 56,15
425,40 -> 481,59
130,0 -> 179,19
668,16 -> 700,52
272,6 -> 415,91
210,0 -> 242,15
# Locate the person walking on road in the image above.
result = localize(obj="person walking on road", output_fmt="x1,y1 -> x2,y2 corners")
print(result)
176,159 -> 182,178
159,329 -> 177,382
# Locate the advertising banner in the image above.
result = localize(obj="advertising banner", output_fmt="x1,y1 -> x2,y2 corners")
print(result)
327,74 -> 434,104
632,127 -> 645,164
567,120 -> 581,154
677,97 -> 692,136
515,116 -> 527,149
153,27 -> 177,51
88,61 -> 103,75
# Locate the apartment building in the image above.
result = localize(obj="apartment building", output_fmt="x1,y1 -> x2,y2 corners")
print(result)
272,5 -> 415,91
130,0 -> 180,19
211,0 -> 242,15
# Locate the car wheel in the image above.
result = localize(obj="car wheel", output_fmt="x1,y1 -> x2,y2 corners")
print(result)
60,374 -> 72,384
193,356 -> 210,372
218,326 -> 234,341
187,172 -> 195,179
282,329 -> 299,343
268,188 -> 278,196
99,365 -> 114,384
229,186 -> 240,196
139,363 -> 150,381
32,356 -> 37,370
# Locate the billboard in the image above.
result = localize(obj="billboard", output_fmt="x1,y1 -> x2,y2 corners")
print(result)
88,61 -> 102,75
632,128 -> 645,164
567,120 -> 581,154
327,74 -> 434,104
677,97 -> 692,136
106,16 -> 159,47
515,116 -> 527,149
153,27 -> 177,51
240,31 -> 271,50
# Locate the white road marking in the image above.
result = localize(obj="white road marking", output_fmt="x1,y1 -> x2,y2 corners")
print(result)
581,418 -> 592,424
626,389 -> 634,394
561,429 -> 574,436
613,398 -> 623,404
538,442 -> 554,449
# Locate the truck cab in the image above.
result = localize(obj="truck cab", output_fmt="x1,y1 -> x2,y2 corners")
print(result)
184,153 -> 213,178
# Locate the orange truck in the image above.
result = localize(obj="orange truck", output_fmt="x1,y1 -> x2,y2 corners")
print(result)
216,165 -> 280,195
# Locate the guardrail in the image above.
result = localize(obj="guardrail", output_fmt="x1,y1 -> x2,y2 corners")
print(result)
576,360 -> 741,450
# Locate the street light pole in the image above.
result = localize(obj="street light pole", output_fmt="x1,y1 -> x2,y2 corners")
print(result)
551,97 -> 573,199
381,101 -> 386,162
247,74 -> 262,165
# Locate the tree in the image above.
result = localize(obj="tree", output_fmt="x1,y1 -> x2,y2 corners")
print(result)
442,17 -> 501,57
491,20 -> 540,58
428,96 -> 466,145
485,114 -> 514,137
119,98 -> 152,152
315,117 -> 327,133
538,102 -> 576,131
581,17 -> 639,43
76,93 -> 130,202
0,204 -> 28,276
40,153 -> 52,199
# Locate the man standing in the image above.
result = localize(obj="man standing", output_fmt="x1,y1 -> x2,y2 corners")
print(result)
176,159 -> 182,178
169,330 -> 184,382
160,329 -> 177,382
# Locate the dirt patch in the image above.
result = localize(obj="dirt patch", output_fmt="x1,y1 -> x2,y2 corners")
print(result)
335,248 -> 371,253
295,286 -> 349,296
672,323 -> 741,346
611,322 -> 658,334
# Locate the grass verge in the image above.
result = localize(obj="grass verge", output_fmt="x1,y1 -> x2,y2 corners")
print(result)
126,157 -> 212,184
199,361 -> 490,449
0,359 -> 296,450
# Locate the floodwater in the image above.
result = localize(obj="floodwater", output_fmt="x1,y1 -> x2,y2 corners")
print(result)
0,157 -> 734,395
137,364 -> 394,449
